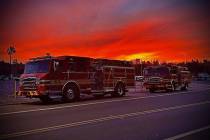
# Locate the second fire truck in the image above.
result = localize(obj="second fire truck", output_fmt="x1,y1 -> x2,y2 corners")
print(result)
143,65 -> 192,93
18,56 -> 135,102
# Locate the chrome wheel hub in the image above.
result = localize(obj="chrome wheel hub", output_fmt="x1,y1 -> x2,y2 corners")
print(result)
67,89 -> 74,99
118,87 -> 123,95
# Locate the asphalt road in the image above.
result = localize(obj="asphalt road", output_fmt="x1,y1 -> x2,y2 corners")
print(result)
0,81 -> 210,140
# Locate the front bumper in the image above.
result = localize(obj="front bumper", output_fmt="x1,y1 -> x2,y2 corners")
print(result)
18,84 -> 50,97
17,90 -> 62,98
144,84 -> 166,89
17,91 -> 41,97
144,82 -> 172,89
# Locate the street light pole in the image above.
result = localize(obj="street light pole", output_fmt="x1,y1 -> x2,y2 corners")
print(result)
7,44 -> 16,79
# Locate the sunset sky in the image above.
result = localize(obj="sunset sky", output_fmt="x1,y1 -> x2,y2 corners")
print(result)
0,0 -> 209,63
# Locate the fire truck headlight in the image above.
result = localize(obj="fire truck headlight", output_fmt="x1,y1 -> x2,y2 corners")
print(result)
36,79 -> 40,84
39,80 -> 51,84
19,79 -> 23,85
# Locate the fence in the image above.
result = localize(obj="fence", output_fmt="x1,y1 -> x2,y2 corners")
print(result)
0,80 -> 19,97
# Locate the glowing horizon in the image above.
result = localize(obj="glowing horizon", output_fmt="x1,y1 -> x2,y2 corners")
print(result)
0,0 -> 209,63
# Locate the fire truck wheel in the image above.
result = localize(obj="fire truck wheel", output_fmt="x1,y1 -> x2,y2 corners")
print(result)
181,83 -> 188,91
113,83 -> 125,97
39,96 -> 52,103
63,84 -> 80,102
167,82 -> 175,92
149,88 -> 155,93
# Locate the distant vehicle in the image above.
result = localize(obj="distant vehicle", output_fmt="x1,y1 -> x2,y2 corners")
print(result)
135,76 -> 144,82
12,77 -> 20,81
0,75 -> 9,81
143,65 -> 192,93
196,73 -> 210,81
17,56 -> 135,102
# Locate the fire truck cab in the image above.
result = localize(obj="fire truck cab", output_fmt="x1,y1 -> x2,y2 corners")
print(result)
143,65 -> 191,93
18,56 -> 135,102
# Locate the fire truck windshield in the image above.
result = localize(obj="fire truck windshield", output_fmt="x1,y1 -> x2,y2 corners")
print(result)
144,67 -> 170,77
24,60 -> 50,74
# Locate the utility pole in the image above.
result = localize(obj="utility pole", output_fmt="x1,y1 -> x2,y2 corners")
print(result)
140,59 -> 143,76
136,59 -> 140,75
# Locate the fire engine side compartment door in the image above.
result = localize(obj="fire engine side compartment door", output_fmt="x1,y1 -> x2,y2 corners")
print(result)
49,60 -> 68,93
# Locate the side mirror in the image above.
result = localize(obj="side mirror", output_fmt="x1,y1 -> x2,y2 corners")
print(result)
53,61 -> 59,72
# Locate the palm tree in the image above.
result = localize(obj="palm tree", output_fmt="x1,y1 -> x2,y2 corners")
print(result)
7,45 -> 16,79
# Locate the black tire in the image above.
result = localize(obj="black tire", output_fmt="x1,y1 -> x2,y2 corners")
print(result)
62,84 -> 80,102
39,96 -> 52,103
181,83 -> 188,91
112,83 -> 126,97
149,88 -> 155,93
167,82 -> 175,92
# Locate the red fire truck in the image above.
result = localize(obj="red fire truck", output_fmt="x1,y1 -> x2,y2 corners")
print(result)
18,56 -> 135,102
143,65 -> 191,93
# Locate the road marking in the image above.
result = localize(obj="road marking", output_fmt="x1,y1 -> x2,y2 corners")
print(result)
0,101 -> 209,139
0,91 -> 190,116
165,125 -> 210,140
0,89 -> 209,116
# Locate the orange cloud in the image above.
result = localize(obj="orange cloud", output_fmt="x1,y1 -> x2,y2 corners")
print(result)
0,0 -> 209,63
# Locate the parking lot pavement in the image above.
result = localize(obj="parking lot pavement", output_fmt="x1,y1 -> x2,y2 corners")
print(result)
0,81 -> 209,140
0,95 -> 39,106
